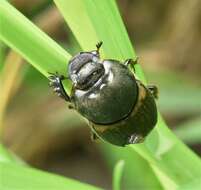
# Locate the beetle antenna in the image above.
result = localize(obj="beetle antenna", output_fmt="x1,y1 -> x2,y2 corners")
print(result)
96,41 -> 103,52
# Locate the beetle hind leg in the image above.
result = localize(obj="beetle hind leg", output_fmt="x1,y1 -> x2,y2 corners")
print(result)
128,133 -> 144,144
91,131 -> 100,142
147,85 -> 158,99
48,72 -> 71,102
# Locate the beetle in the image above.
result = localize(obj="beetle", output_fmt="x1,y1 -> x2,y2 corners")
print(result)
48,42 -> 158,146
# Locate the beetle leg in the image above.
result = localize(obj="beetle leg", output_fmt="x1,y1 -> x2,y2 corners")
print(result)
91,41 -> 103,57
147,85 -> 158,99
124,57 -> 138,71
48,72 -> 71,102
91,131 -> 100,142
124,57 -> 139,66
96,41 -> 103,52
128,133 -> 144,144
68,104 -> 74,109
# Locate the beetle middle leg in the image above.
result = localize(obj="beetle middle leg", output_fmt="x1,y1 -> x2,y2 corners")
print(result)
124,57 -> 139,72
48,72 -> 71,102
147,85 -> 158,99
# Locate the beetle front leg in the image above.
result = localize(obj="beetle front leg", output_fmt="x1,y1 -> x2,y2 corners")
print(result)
91,41 -> 103,58
147,85 -> 158,99
96,41 -> 103,52
48,72 -> 71,102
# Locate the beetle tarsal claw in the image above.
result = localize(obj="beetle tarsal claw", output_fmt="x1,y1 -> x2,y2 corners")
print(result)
48,72 -> 71,102
91,131 -> 100,142
128,134 -> 144,144
147,85 -> 158,99
53,87 -> 60,92
96,41 -> 103,52
48,76 -> 56,81
124,57 -> 139,67
48,81 -> 53,87
68,104 -> 74,109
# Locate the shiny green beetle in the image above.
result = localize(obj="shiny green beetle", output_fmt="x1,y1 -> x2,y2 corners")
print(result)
49,42 -> 158,146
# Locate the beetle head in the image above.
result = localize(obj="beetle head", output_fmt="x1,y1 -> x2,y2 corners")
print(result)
68,47 -> 105,90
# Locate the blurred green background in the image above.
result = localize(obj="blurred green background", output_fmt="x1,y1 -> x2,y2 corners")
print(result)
0,0 -> 201,189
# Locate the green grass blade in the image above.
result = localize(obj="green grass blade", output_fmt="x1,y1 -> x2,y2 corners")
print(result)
0,144 -> 16,163
54,0 -> 201,189
177,178 -> 201,190
112,160 -> 124,190
101,144 -> 162,189
0,144 -> 27,166
174,117 -> 201,144
54,0 -> 162,189
0,162 -> 102,190
0,0 -> 70,77
0,43 -> 6,66
147,71 -> 201,114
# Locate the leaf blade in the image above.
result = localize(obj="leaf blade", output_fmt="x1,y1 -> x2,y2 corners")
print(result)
0,162 -> 102,190
112,160 -> 124,190
0,0 -> 70,77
